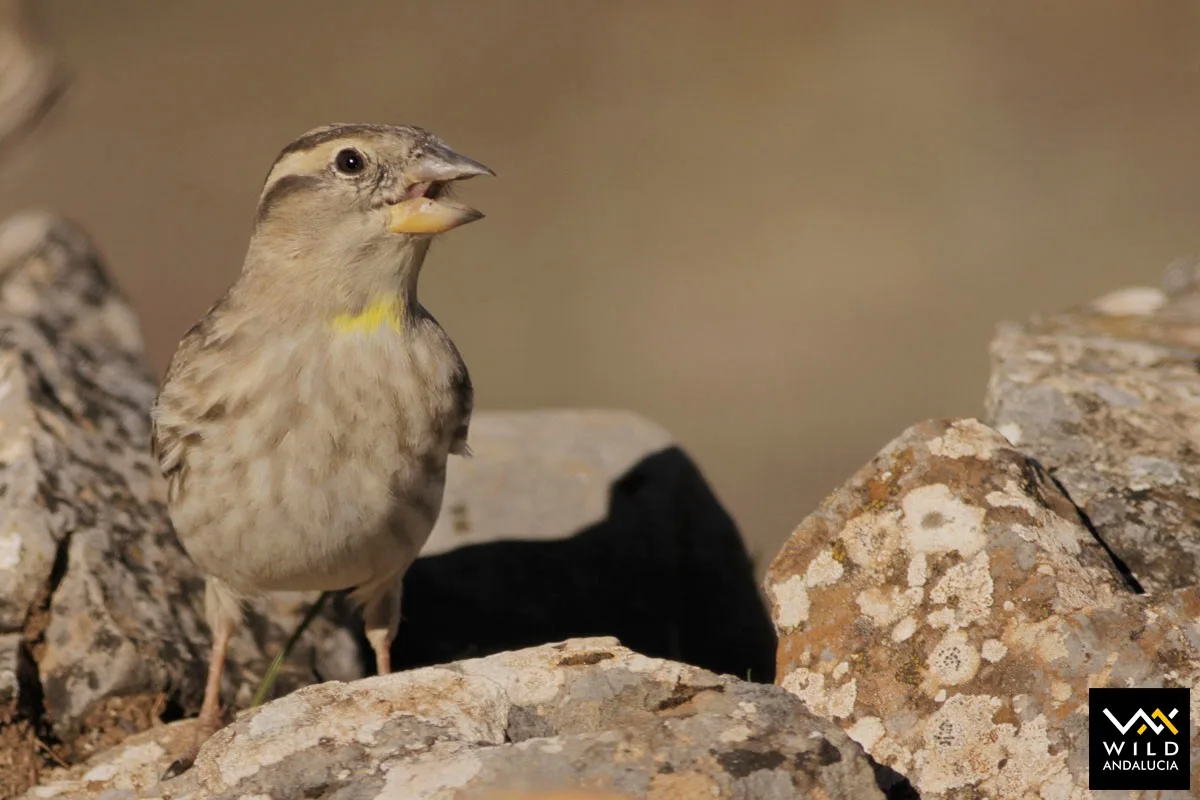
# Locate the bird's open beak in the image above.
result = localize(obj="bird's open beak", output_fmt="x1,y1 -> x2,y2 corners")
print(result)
387,146 -> 494,235
387,196 -> 483,235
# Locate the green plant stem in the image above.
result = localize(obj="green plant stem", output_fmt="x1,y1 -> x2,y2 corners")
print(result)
250,591 -> 330,708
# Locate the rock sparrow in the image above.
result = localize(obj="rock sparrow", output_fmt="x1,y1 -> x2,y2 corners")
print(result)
151,122 -> 491,774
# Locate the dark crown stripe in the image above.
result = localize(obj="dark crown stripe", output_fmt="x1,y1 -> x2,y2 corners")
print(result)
278,123 -> 384,157
275,123 -> 429,161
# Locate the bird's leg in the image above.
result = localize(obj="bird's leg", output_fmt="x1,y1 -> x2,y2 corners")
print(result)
162,579 -> 239,780
161,622 -> 231,779
196,621 -> 232,735
358,577 -> 403,675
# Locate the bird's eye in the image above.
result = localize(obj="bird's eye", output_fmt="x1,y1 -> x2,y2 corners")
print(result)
334,148 -> 365,175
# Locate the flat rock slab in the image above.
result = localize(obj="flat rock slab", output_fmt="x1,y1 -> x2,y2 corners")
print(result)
23,638 -> 885,800
986,268 -> 1200,593
424,409 -> 675,556
765,418 -> 1200,798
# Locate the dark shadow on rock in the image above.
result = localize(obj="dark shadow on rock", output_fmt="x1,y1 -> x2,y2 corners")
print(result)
388,446 -> 777,683
1044,468 -> 1145,595
870,755 -> 923,800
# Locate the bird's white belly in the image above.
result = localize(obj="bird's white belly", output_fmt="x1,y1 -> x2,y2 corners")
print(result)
173,330 -> 453,596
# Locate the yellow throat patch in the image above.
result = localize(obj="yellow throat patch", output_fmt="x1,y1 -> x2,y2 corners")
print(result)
330,296 -> 405,334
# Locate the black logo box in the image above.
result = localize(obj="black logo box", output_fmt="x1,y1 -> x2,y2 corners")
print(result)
1089,687 -> 1191,792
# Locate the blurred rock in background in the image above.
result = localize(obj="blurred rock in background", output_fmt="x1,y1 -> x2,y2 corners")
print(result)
0,0 -> 62,156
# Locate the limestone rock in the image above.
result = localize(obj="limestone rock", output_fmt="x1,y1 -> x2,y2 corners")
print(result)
765,418 -> 1200,798
0,210 -> 201,746
0,212 -> 358,795
400,409 -> 776,683
425,409 -> 676,556
985,268 -> 1200,592
24,638 -> 884,800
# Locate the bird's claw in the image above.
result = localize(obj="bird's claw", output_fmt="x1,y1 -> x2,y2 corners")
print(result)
161,750 -> 197,781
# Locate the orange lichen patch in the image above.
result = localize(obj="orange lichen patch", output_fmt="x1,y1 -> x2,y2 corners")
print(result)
767,515 -> 835,578
861,446 -> 915,510
557,651 -> 615,667
830,538 -> 849,564
1179,587 -> 1200,618
647,770 -> 722,799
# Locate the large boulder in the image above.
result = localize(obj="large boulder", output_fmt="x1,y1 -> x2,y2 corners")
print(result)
23,638 -> 883,800
765,418 -> 1200,798
985,267 -> 1200,593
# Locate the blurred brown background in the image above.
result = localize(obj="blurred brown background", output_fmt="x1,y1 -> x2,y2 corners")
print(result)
2,1 -> 1198,568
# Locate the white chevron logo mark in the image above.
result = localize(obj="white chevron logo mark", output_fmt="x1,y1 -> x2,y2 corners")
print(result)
1104,707 -> 1180,735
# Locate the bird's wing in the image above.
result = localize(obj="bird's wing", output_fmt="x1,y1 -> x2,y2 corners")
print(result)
448,364 -> 474,457
150,325 -> 205,505
150,291 -> 234,504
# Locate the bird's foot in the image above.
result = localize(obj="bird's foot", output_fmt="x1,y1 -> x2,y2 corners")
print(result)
160,710 -> 224,781
160,749 -> 197,782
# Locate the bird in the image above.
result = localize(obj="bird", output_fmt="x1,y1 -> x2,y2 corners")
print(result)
150,123 -> 492,774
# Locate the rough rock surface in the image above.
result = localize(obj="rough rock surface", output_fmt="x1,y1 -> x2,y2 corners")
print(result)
23,638 -> 884,800
0,0 -> 62,154
765,418 -> 1200,798
986,267 -> 1200,593
402,410 -> 776,682
0,212 -> 358,795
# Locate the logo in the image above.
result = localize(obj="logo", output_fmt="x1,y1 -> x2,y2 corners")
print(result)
1089,687 -> 1191,791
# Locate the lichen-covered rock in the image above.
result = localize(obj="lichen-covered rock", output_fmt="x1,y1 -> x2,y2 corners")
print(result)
0,212 -> 359,795
985,267 -> 1200,593
403,410 -> 776,682
0,210 -> 203,742
765,418 -> 1200,798
23,638 -> 884,800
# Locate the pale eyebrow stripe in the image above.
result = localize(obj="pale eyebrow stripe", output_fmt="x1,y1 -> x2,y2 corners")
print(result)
256,128 -> 407,222
262,146 -> 333,189
254,142 -> 344,223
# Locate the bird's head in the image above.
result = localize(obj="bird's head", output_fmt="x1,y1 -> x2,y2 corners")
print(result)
245,123 -> 492,299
